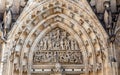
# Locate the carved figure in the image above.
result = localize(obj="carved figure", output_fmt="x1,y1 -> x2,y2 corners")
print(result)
74,40 -> 79,50
39,40 -> 44,50
43,38 -> 47,50
54,63 -> 62,73
33,28 -> 82,64
104,1 -> 112,36
60,39 -> 64,50
3,5 -> 12,38
48,39 -> 52,50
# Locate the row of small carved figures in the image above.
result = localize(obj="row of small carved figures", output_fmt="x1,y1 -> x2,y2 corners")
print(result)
38,39 -> 79,50
33,51 -> 83,64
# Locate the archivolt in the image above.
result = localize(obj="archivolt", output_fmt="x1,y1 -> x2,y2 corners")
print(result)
7,0 -> 109,75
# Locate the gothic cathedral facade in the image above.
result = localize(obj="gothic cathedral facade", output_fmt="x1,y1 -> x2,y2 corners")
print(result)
0,0 -> 120,75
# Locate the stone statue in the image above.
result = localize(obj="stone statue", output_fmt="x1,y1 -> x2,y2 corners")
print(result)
71,40 -> 75,50
3,5 -> 12,38
64,40 -> 70,50
0,21 -> 3,38
74,40 -> 79,50
43,38 -> 47,50
14,56 -> 20,71
96,63 -> 102,71
60,39 -> 64,50
39,40 -> 44,50
88,64 -> 93,72
48,39 -> 52,50
104,1 -> 112,36
56,29 -> 60,41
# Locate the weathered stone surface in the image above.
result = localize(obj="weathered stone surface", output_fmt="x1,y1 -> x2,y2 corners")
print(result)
0,0 -> 119,75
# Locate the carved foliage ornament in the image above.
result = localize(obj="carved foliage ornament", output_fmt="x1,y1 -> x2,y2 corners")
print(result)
33,28 -> 83,64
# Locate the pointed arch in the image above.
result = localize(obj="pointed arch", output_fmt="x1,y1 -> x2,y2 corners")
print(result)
5,0 -> 109,75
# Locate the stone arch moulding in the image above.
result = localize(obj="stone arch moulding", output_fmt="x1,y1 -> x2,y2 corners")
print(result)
5,0 -> 109,75
29,22 -> 86,74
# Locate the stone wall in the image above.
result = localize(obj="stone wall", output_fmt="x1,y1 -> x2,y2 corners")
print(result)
0,0 -> 119,75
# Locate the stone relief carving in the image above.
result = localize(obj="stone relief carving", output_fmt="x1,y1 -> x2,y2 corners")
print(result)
33,28 -> 83,64
115,30 -> 120,46
53,63 -> 62,73
96,63 -> 102,71
14,56 -> 20,71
